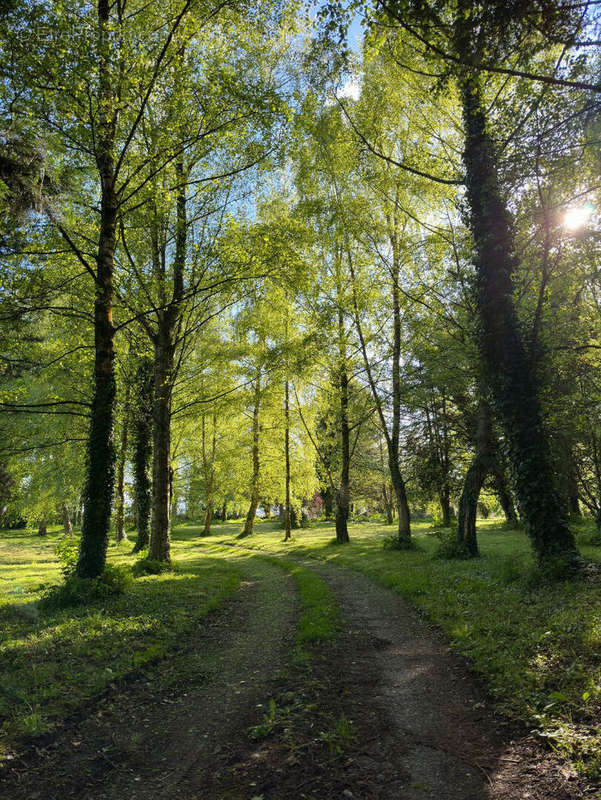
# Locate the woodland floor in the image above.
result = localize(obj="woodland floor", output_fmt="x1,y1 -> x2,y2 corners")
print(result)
2,536 -> 598,800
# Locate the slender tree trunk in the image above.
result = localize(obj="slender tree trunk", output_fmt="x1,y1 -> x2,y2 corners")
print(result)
62,503 -> 73,536
77,0 -> 118,579
148,153 -> 186,562
439,484 -> 451,527
242,373 -> 261,537
149,331 -> 174,561
457,457 -> 485,557
284,379 -> 292,540
382,483 -> 394,524
491,466 -> 518,526
348,230 -> 411,546
335,306 -> 350,544
222,499 -> 227,522
203,500 -> 213,536
458,48 -> 579,569
132,358 -> 153,553
114,385 -> 130,543
38,513 -> 47,536
457,399 -> 493,556
201,409 -> 217,536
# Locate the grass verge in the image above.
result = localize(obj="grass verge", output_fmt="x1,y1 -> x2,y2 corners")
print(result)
0,527 -> 241,760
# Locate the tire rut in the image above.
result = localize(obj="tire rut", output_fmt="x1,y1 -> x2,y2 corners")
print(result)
304,559 -> 585,800
3,555 -> 298,800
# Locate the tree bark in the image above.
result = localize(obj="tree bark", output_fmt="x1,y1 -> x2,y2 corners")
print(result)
77,1 -> 118,579
201,408 -> 217,536
132,357 -> 153,553
114,384 -> 130,543
62,502 -> 73,536
222,499 -> 227,522
335,305 -> 350,544
457,401 -> 494,556
38,513 -> 47,536
284,379 -> 292,541
382,483 -> 394,524
439,484 -> 451,527
148,156 -> 187,562
491,466 -> 518,526
149,331 -> 174,561
458,35 -> 579,569
242,372 -> 261,537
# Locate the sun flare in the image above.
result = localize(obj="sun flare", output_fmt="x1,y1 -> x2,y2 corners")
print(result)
563,204 -> 593,230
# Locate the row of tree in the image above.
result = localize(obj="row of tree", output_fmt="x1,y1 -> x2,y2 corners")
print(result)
2,0 -> 601,578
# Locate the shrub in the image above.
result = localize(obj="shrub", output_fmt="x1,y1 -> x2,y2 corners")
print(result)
54,535 -> 79,578
39,564 -> 131,609
432,528 -> 471,560
132,556 -> 172,577
382,534 -> 418,552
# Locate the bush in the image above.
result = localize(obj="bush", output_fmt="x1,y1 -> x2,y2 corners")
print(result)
382,534 -> 418,552
39,564 -> 131,609
432,528 -> 471,560
132,556 -> 172,577
54,535 -> 79,578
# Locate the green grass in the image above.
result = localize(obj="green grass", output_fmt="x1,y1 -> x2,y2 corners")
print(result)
0,526 -> 241,759
198,516 -> 601,778
193,536 -> 341,650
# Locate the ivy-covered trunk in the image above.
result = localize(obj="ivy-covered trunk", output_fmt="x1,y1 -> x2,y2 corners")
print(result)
284,379 -> 292,541
242,373 -> 261,537
459,66 -> 579,569
491,467 -> 518,526
335,306 -> 350,544
149,330 -> 174,562
114,385 -> 130,543
132,358 -> 153,553
77,0 -> 118,579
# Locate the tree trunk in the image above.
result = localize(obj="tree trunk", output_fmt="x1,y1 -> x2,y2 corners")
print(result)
457,456 -> 485,558
62,502 -> 73,537
201,408 -> 217,537
458,51 -> 579,570
149,332 -> 174,561
114,385 -> 130,543
38,513 -> 47,536
284,379 -> 292,540
241,373 -> 261,537
382,483 -> 394,524
491,466 -> 518,526
335,306 -> 350,544
77,0 -> 118,579
222,500 -> 227,522
439,483 -> 451,527
132,358 -> 153,553
202,500 -> 213,536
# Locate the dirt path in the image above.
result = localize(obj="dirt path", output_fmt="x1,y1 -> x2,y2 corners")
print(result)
2,555 -> 298,800
306,560 -> 586,800
2,551 -> 590,800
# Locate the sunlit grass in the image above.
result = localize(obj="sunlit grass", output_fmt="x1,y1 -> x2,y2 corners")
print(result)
196,515 -> 601,777
0,526 -> 241,758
